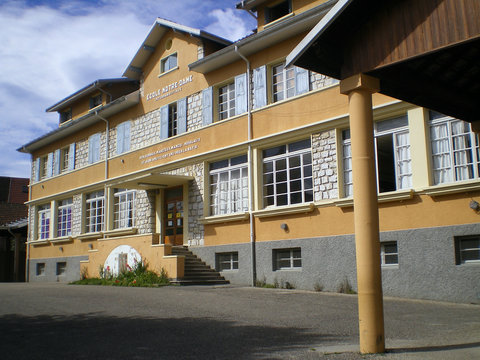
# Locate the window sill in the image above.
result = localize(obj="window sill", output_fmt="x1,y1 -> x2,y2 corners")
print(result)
254,203 -> 314,218
77,232 -> 103,241
381,264 -> 399,269
423,180 -> 480,197
158,66 -> 179,78
334,189 -> 414,208
50,236 -> 73,244
200,212 -> 249,224
104,227 -> 137,238
28,240 -> 50,246
274,268 -> 302,272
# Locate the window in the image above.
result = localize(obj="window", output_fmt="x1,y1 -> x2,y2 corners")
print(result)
273,248 -> 301,270
342,116 -> 411,196
161,53 -> 177,73
60,146 -> 70,173
57,199 -> 73,237
218,82 -> 235,120
113,189 -> 136,229
272,62 -> 295,102
263,139 -> 313,207
60,109 -> 72,124
88,133 -> 101,164
216,252 -> 239,271
455,235 -> 480,264
430,112 -> 479,185
168,103 -> 178,138
36,263 -> 45,276
39,155 -> 48,180
90,94 -> 102,109
85,191 -> 104,233
380,242 -> 398,266
116,121 -> 131,154
37,204 -> 50,240
56,262 -> 67,276
210,155 -> 248,216
265,0 -> 291,23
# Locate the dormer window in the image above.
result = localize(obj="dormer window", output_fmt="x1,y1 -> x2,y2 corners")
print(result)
161,53 -> 178,74
60,109 -> 72,124
89,94 -> 102,109
265,0 -> 291,24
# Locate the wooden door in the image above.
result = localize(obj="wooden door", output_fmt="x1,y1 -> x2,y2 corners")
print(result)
164,187 -> 184,246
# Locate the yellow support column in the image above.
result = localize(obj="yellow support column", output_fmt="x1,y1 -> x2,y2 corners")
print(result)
340,74 -> 385,354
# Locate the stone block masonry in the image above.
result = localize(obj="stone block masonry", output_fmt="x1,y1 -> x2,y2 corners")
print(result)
312,130 -> 338,201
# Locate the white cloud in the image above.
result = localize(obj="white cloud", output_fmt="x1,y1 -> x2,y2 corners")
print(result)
0,0 -> 255,178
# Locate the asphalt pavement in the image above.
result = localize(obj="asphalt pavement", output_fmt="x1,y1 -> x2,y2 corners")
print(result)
0,283 -> 479,359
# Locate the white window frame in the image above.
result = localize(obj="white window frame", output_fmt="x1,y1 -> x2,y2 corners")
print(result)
57,198 -> 73,237
218,82 -> 235,120
37,204 -> 51,240
113,189 -> 136,229
263,139 -> 313,207
342,116 -> 411,197
216,252 -> 239,271
429,114 -> 479,185
39,155 -> 48,180
272,62 -> 295,103
380,241 -> 398,266
85,191 -> 104,233
161,53 -> 178,73
168,103 -> 178,138
274,248 -> 302,270
209,155 -> 248,216
60,146 -> 70,173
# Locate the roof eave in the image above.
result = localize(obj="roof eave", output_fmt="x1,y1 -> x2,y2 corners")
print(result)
190,0 -> 336,74
18,90 -> 140,154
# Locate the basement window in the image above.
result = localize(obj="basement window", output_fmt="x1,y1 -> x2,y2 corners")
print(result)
216,252 -> 239,271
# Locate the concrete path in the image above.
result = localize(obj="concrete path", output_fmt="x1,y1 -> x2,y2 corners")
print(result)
0,283 -> 479,359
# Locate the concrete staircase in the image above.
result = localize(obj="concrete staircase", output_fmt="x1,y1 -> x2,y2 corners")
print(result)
170,246 -> 229,285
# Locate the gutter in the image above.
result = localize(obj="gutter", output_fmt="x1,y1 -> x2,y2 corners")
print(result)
234,45 -> 257,287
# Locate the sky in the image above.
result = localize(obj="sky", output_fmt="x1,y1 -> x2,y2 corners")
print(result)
0,0 -> 256,179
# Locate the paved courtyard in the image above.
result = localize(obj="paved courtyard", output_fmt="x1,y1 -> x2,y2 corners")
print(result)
0,283 -> 479,359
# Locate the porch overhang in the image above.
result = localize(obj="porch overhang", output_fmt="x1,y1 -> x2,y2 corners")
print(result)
107,172 -> 194,190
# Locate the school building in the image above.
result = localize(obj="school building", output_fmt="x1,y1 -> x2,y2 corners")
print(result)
18,0 -> 479,303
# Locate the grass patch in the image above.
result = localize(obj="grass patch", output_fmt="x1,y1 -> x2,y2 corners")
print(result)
71,259 -> 170,287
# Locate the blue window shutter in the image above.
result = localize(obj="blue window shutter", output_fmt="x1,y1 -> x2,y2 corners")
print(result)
34,158 -> 40,182
117,122 -> 125,154
160,105 -> 169,140
124,121 -> 131,152
54,149 -> 61,175
235,73 -> 248,115
202,87 -> 213,126
89,133 -> 100,163
94,133 -> 101,162
88,135 -> 94,164
47,152 -> 54,178
253,65 -> 267,109
177,97 -> 187,134
294,66 -> 309,96
68,143 -> 75,170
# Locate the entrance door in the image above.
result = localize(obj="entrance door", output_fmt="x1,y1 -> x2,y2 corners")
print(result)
164,186 -> 184,246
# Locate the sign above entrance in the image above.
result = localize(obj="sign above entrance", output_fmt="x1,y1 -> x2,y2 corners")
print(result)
140,137 -> 201,165
146,75 -> 193,101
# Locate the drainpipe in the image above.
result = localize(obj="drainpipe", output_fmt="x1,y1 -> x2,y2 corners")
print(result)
95,111 -> 109,238
235,46 -> 257,287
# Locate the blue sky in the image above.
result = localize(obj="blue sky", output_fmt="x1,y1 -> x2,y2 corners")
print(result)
0,0 -> 256,179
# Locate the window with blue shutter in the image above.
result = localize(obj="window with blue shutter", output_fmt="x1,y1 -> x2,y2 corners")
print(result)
253,65 -> 267,109
68,143 -> 75,170
88,133 -> 101,164
294,66 -> 309,96
202,87 -> 213,126
117,121 -> 131,154
177,97 -> 187,134
34,158 -> 40,182
235,73 -> 248,115
54,149 -> 61,176
160,105 -> 169,140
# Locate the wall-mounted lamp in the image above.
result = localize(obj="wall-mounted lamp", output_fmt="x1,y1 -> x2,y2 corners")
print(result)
59,247 -> 63,252
121,159 -> 125,163
470,200 -> 480,211
88,244 -> 93,250
280,223 -> 288,231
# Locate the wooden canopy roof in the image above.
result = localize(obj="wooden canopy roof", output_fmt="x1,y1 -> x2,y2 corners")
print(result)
287,0 -> 480,123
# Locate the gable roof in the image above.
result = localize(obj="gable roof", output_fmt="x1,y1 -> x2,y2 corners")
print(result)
123,18 -> 232,80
